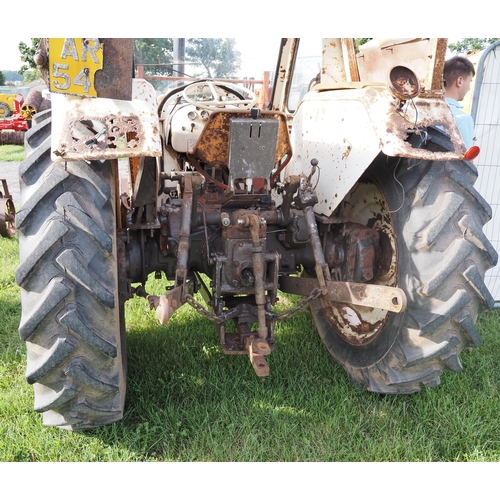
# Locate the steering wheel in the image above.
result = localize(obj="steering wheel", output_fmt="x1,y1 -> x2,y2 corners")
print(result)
182,81 -> 257,110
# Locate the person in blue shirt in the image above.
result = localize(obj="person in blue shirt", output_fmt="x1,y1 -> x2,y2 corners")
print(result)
443,56 -> 475,149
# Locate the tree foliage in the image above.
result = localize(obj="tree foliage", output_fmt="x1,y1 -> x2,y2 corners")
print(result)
355,38 -> 372,52
19,38 -> 41,74
354,38 -> 500,55
134,38 -> 174,72
0,71 -> 5,86
448,38 -> 500,54
133,38 -> 174,90
1,70 -> 23,83
18,38 -> 42,83
133,38 -> 240,88
186,38 -> 241,78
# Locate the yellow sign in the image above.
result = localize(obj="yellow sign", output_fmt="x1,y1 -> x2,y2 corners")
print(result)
48,38 -> 103,97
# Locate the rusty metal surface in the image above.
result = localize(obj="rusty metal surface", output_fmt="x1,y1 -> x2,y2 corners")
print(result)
312,84 -> 467,161
0,179 -> 16,238
95,39 -> 133,101
280,276 -> 406,313
241,214 -> 268,339
270,38 -> 300,112
336,223 -> 380,283
341,38 -> 360,82
190,110 -> 291,168
430,38 -> 448,92
356,39 -> 447,93
46,38 -> 133,101
383,92 -> 467,157
34,38 -> 49,87
245,336 -> 270,376
56,115 -> 144,159
321,39 -> 346,84
389,66 -> 420,100
51,79 -> 162,162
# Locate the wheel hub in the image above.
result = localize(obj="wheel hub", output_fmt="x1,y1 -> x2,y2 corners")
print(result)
321,178 -> 397,346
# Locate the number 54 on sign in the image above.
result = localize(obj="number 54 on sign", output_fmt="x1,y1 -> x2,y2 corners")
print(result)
49,38 -> 103,98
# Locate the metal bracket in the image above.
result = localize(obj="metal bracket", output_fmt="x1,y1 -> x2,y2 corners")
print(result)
245,336 -> 271,377
279,276 -> 407,313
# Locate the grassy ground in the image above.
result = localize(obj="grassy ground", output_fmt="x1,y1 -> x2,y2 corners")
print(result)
0,145 -> 24,162
1,232 -> 500,464
1,145 -> 500,467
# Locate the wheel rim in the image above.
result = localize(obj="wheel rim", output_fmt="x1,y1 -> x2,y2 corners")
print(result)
321,175 -> 398,346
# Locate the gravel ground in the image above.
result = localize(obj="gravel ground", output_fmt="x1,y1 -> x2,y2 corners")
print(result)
0,162 -> 21,208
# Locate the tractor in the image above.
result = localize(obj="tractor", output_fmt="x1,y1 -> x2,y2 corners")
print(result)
0,93 -> 20,118
15,38 -> 496,430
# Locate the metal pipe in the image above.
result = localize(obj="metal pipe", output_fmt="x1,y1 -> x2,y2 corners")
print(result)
241,214 -> 268,339
303,205 -> 331,290
175,176 -> 193,287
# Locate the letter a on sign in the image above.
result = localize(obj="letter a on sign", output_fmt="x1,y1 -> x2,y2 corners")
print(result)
49,38 -> 104,97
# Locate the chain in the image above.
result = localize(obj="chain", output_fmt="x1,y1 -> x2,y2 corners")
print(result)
275,287 -> 324,321
185,294 -> 224,323
185,286 -> 324,324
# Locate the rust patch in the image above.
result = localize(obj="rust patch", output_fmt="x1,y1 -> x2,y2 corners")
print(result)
431,38 -> 448,92
190,109 -> 292,168
58,115 -> 144,157
94,38 -> 134,101
322,299 -> 386,346
0,179 -> 16,238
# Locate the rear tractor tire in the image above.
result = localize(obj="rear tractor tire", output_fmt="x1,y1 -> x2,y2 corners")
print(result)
15,110 -> 127,430
310,130 -> 497,394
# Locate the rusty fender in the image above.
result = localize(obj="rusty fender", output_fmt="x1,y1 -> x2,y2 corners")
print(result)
50,79 -> 162,162
284,84 -> 466,218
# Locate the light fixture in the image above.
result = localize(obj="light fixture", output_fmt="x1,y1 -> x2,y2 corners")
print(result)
464,145 -> 480,161
388,66 -> 420,101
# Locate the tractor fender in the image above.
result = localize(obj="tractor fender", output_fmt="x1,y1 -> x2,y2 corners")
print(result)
284,84 -> 466,217
50,78 -> 162,162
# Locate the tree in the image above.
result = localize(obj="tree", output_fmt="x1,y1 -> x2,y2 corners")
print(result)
18,38 -> 42,83
134,38 -> 174,90
355,38 -> 372,52
1,70 -> 23,83
449,38 -> 500,54
186,38 -> 241,78
134,38 -> 173,71
0,71 -> 5,86
19,38 -> 41,74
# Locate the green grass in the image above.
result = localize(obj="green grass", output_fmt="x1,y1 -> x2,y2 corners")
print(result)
1,234 -> 500,463
0,145 -> 25,162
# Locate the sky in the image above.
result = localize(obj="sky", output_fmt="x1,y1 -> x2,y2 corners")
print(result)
0,36 -> 479,77
1,37 -> 456,74
0,37 -> 282,77
0,37 -> 282,78
0,37 -> 31,72
0,0 -> 493,71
